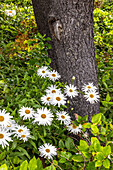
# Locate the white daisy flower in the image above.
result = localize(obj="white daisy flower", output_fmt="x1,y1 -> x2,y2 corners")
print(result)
82,83 -> 97,93
67,124 -> 82,135
0,127 -> 13,149
52,93 -> 66,107
4,10 -> 16,17
6,120 -> 17,132
84,91 -> 100,104
48,70 -> 61,81
13,125 -> 30,139
37,66 -> 50,78
45,85 -> 62,95
39,143 -> 57,160
33,108 -> 53,126
19,106 -> 35,120
56,111 -> 71,125
0,109 -> 13,127
19,132 -> 31,142
64,84 -> 78,98
41,94 -> 52,105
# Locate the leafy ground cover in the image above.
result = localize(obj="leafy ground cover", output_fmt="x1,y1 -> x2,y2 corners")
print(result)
0,0 -> 113,169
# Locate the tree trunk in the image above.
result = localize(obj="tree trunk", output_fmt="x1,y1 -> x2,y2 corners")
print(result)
32,0 -> 100,120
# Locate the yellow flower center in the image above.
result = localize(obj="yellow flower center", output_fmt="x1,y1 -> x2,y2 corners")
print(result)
72,124 -> 77,129
41,114 -> 46,119
45,149 -> 50,153
69,89 -> 73,92
18,129 -> 23,133
47,97 -> 50,101
61,115 -> 65,119
9,11 -> 12,13
0,116 -> 4,122
52,90 -> 56,93
87,86 -> 91,89
52,74 -> 56,77
0,134 -> 4,139
90,94 -> 94,98
21,135 -> 26,138
25,109 -> 30,114
56,97 -> 61,101
42,70 -> 45,73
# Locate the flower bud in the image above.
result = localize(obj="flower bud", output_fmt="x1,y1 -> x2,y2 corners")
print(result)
72,76 -> 75,80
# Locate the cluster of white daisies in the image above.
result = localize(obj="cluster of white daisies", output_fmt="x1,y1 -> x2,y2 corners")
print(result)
37,66 -> 100,105
0,109 -> 30,149
0,66 -> 100,160
0,106 -> 82,159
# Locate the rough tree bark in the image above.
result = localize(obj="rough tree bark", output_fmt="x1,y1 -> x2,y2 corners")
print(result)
32,0 -> 100,120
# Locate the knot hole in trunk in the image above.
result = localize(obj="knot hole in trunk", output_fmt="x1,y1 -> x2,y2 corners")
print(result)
48,15 -> 63,41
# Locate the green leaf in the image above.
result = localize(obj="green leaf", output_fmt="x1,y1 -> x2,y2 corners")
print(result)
102,101 -> 113,107
44,164 -> 56,170
95,160 -> 102,167
101,127 -> 106,135
94,142 -> 102,152
53,160 -> 58,165
13,156 -> 21,164
76,114 -> 82,122
78,140 -> 89,151
17,147 -> 30,159
0,151 -> 6,160
59,140 -> 65,149
103,146 -> 111,156
28,156 -> 37,170
86,162 -> 96,170
72,154 -> 84,162
91,113 -> 102,124
19,160 -> 28,170
81,115 -> 88,122
12,140 -> 17,150
82,151 -> 91,159
91,124 -> 99,134
82,123 -> 91,128
37,158 -> 43,170
65,138 -> 74,150
59,158 -> 66,163
106,93 -> 111,102
99,136 -> 106,142
103,159 -> 110,169
37,132 -> 45,143
29,140 -> 37,150
60,151 -> 72,160
96,152 -> 104,161
0,164 -> 8,170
